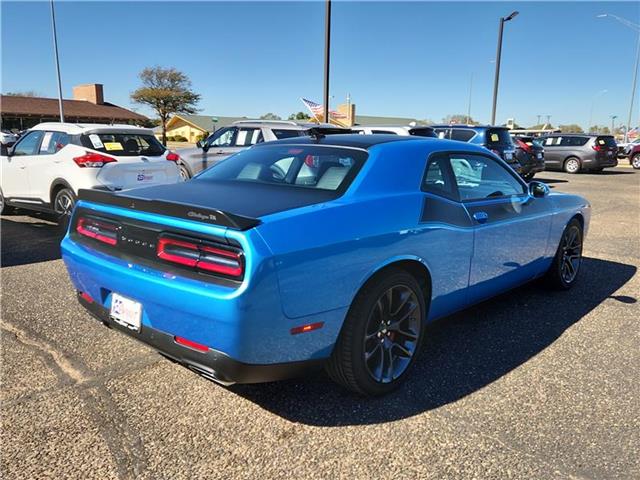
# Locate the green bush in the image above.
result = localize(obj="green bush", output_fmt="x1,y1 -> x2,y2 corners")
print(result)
173,135 -> 188,142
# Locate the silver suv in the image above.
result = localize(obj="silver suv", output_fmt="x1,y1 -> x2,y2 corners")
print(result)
174,120 -> 308,179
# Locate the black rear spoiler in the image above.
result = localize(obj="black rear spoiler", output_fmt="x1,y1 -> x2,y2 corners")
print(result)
78,189 -> 261,231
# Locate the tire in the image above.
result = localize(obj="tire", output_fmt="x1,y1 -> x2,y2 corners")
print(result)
0,190 -> 16,215
563,157 -> 581,174
632,154 -> 640,170
544,218 -> 583,290
326,268 -> 427,396
178,163 -> 191,181
53,188 -> 76,226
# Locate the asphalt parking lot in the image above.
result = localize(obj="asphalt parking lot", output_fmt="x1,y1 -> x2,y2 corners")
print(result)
1,167 -> 639,479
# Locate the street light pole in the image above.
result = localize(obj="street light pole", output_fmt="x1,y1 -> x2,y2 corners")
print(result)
598,14 -> 640,142
588,89 -> 607,133
491,11 -> 518,125
50,0 -> 64,122
323,0 -> 331,125
610,115 -> 618,135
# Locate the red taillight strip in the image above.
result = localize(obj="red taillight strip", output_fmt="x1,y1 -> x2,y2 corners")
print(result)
73,152 -> 117,168
174,336 -> 209,352
157,235 -> 244,279
290,322 -> 325,335
77,217 -> 119,246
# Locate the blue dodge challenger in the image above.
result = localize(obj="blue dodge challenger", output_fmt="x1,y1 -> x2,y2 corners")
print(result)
61,133 -> 590,396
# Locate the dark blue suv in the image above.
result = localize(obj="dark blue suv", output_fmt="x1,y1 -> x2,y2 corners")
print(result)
432,125 -> 522,175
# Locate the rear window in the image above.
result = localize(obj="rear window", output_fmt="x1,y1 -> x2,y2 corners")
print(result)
559,136 -> 589,147
80,132 -> 165,157
449,129 -> 476,142
198,145 -> 367,192
485,128 -> 513,146
408,127 -> 437,138
272,129 -> 302,140
596,136 -> 616,147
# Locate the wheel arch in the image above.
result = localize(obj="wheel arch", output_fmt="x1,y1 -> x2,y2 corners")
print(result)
49,178 -> 74,204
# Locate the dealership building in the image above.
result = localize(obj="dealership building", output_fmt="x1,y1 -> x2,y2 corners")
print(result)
0,84 -> 148,131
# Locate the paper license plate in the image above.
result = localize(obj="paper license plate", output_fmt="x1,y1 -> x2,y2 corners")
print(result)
110,293 -> 142,331
504,152 -> 513,160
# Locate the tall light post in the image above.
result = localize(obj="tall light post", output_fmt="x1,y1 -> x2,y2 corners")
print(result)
598,14 -> 640,142
491,10 -> 519,125
588,89 -> 608,133
50,0 -> 64,122
610,114 -> 618,135
323,0 -> 331,124
466,73 -> 473,124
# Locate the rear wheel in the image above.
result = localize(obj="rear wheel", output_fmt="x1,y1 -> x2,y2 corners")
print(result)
545,219 -> 583,290
326,268 -> 426,396
564,157 -> 581,174
631,154 -> 640,170
178,163 -> 191,181
53,188 -> 76,226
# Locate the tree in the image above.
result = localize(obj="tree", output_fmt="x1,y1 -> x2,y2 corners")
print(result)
558,124 -> 584,134
4,90 -> 41,97
588,125 -> 610,134
528,123 -> 555,130
442,114 -> 478,125
260,113 -> 282,120
288,111 -> 311,121
131,66 -> 200,145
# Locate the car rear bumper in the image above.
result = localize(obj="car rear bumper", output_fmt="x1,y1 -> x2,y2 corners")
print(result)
77,292 -> 324,384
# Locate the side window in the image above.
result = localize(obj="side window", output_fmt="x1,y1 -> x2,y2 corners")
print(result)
434,128 -> 450,139
449,154 -> 525,201
422,154 -> 457,200
544,137 -> 559,146
208,128 -> 236,147
12,131 -> 44,156
272,129 -> 301,140
40,132 -> 70,155
234,128 -> 263,147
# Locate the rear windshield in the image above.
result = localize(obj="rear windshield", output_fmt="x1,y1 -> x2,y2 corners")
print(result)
408,127 -> 437,138
80,132 -> 165,157
198,145 -> 367,191
272,129 -> 302,140
486,128 -> 513,146
596,136 -> 616,147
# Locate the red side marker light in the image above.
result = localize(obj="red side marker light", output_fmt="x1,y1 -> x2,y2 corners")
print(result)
174,336 -> 209,352
290,322 -> 324,335
80,292 -> 94,303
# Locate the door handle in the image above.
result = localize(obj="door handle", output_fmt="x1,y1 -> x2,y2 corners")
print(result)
472,211 -> 489,224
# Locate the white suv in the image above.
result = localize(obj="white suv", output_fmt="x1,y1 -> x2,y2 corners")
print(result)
351,125 -> 437,137
0,123 -> 180,219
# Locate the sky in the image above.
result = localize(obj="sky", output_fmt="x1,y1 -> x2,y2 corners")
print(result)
1,1 -> 639,129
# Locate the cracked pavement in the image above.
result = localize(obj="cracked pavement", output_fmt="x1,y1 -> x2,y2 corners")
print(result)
1,167 -> 639,479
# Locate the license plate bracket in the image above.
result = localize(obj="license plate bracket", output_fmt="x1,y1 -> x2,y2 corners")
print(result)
110,293 -> 142,331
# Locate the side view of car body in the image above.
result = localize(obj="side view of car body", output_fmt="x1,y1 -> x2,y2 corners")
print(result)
0,123 -> 180,218
351,125 -> 437,137
538,134 -> 618,173
61,135 -> 590,395
512,135 -> 545,181
174,120 -> 309,179
431,124 -> 522,175
626,143 -> 640,169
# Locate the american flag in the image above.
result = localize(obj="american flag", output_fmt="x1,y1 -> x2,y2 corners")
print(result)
301,98 -> 347,119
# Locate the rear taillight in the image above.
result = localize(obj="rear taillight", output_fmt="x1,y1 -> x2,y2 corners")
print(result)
516,138 -> 532,153
157,235 -> 244,280
73,152 -> 117,168
76,216 -> 119,246
592,144 -> 602,151
166,152 -> 180,162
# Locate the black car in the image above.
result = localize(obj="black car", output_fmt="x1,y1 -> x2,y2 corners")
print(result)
511,135 -> 545,181
537,134 -> 618,173
432,125 -> 522,175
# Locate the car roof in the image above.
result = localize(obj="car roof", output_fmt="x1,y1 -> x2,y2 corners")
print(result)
431,124 -> 507,130
252,133 -> 421,150
352,125 -> 433,130
231,119 -> 306,129
30,122 -> 153,135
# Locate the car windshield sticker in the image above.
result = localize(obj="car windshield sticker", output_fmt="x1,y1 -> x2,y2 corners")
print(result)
490,133 -> 500,142
598,139 -> 606,145
40,132 -> 53,152
89,134 -> 104,149
104,142 -> 123,151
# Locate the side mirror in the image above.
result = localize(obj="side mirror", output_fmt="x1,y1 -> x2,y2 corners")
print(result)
196,140 -> 203,149
529,180 -> 549,198
1,143 -> 11,157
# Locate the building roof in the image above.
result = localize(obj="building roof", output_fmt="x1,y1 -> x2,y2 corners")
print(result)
0,95 -> 147,122
354,115 -> 427,126
169,114 -> 253,132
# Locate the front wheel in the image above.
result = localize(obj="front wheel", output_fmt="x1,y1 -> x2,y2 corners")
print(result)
544,218 -> 583,290
53,188 -> 76,226
326,268 -> 426,396
564,157 -> 581,174
631,154 -> 640,170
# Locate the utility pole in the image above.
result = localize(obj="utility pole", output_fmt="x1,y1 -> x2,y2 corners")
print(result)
50,0 -> 64,122
536,114 -> 541,126
491,11 -> 519,125
466,73 -> 473,124
610,115 -> 618,135
323,0 -> 331,124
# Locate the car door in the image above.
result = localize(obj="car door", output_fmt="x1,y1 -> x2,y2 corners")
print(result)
448,152 -> 552,304
541,136 -> 563,168
27,131 -> 71,201
1,130 -> 44,199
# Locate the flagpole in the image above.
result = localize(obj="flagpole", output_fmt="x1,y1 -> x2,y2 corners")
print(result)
323,0 -> 331,124
50,0 -> 65,122
300,98 -> 322,124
